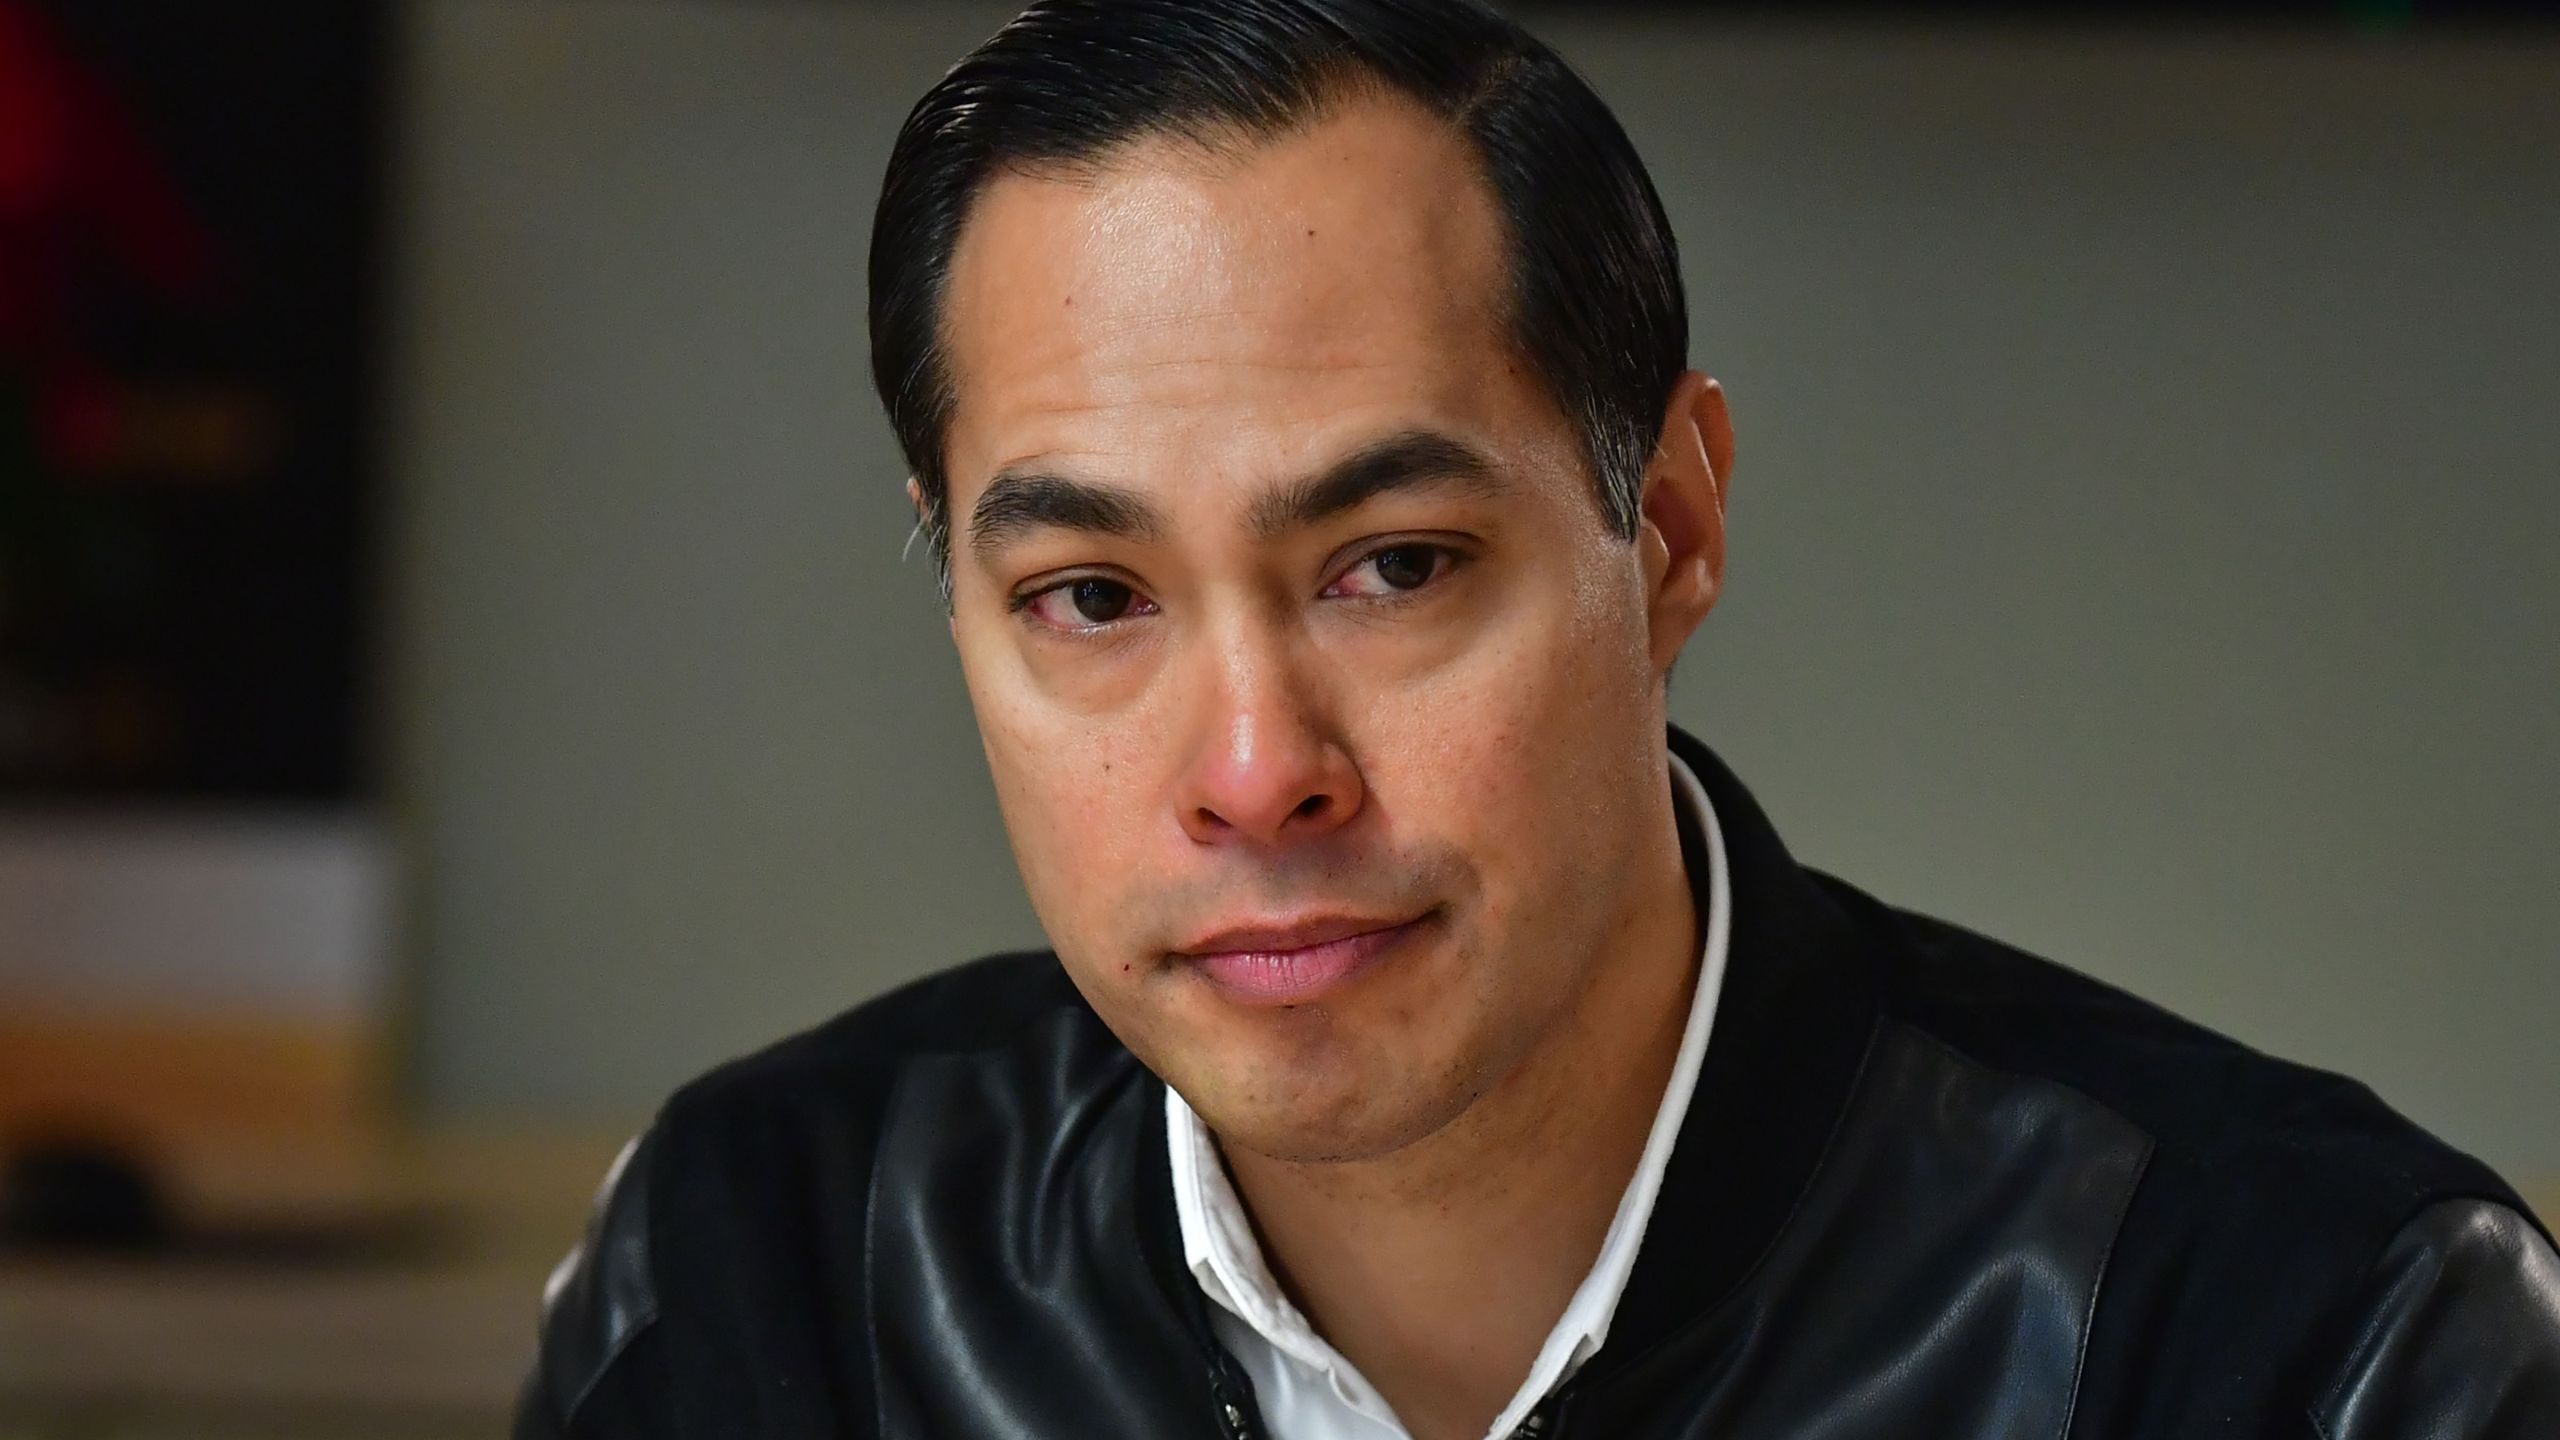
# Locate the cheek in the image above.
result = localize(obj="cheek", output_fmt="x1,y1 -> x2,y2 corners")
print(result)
1356,550 -> 1653,908
1382,545 -> 1646,773
965,657 -> 1157,942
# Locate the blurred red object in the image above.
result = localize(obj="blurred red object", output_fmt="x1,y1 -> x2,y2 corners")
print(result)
0,0 -> 215,369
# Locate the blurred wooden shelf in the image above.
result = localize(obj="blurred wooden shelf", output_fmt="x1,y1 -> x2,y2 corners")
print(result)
0,1128 -> 630,1436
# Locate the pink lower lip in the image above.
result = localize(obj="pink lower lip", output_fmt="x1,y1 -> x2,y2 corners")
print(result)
1187,916 -> 1429,1004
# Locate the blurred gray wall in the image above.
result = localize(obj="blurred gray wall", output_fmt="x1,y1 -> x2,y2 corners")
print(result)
387,2 -> 2560,1175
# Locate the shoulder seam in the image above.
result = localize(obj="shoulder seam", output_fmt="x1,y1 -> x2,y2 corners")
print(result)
2060,1121 -> 2155,1438
1878,902 -> 2495,1202
1890,995 -> 2451,1196
552,1126 -> 667,1429
561,1310 -> 660,1428
1883,1021 -> 2158,1440
1893,1019 -> 2160,1155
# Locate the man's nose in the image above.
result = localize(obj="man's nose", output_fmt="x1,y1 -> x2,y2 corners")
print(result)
1174,643 -> 1364,848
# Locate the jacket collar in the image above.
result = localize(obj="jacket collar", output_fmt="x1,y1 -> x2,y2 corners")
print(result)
1129,724 -> 1886,1391
1595,725 -> 1884,1368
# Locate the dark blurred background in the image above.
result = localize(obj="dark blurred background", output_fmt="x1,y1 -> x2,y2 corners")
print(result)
2,1 -> 2554,1433
0,0 -> 382,801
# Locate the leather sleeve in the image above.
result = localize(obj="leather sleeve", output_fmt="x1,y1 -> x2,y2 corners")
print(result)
2310,1197 -> 2560,1439
514,1130 -> 664,1439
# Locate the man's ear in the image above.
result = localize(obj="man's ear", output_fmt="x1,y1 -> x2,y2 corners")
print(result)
1637,371 -> 1733,674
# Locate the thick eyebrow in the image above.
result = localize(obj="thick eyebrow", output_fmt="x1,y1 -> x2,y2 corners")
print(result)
1246,429 -> 1509,539
964,429 -> 1505,564
966,468 -> 1169,562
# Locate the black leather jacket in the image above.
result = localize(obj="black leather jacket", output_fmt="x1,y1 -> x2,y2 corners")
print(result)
519,730 -> 2560,1438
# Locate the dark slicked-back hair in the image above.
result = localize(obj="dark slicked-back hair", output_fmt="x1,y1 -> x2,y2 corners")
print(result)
869,0 -> 1688,588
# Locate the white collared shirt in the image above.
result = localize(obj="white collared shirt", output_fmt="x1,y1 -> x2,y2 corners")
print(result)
1166,754 -> 1732,1440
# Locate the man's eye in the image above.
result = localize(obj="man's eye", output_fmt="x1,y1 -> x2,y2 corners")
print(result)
1019,576 -> 1156,630
1326,544 -> 1456,598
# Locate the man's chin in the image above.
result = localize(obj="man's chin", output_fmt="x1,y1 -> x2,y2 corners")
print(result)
1176,1062 -> 1480,1168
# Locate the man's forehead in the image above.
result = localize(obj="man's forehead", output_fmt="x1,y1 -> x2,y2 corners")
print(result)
937,95 -> 1517,487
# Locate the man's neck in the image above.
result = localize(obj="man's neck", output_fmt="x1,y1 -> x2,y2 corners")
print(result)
1217,807 -> 1701,1440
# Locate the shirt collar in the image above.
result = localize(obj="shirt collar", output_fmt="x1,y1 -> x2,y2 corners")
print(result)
1165,750 -> 1733,1433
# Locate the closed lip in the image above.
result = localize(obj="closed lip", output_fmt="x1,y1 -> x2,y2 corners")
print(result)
1175,913 -> 1420,957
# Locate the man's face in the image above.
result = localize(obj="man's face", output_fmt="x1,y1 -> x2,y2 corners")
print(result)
936,95 -> 1686,1164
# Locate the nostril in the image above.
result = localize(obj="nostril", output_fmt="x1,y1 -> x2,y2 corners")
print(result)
1293,794 -> 1329,821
